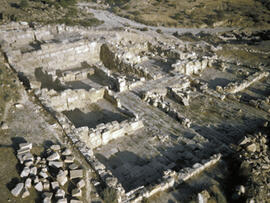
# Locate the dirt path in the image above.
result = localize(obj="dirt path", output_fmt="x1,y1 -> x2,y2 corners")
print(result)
78,2 -> 234,35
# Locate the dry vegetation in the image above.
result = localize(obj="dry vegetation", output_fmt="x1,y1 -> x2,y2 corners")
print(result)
0,0 -> 103,26
105,0 -> 270,28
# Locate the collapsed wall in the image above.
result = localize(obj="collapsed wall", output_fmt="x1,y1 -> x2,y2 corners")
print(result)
100,43 -> 154,79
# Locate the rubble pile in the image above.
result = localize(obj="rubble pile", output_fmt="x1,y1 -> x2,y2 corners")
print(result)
249,96 -> 270,113
11,143 -> 85,203
231,131 -> 270,202
142,90 -> 192,128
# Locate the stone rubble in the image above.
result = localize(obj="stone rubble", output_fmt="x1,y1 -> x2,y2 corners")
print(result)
10,142 -> 86,202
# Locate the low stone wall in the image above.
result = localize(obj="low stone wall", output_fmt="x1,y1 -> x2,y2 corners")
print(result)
86,118 -> 144,148
223,71 -> 269,94
172,59 -> 208,75
44,88 -> 105,111
59,67 -> 95,82
126,154 -> 221,202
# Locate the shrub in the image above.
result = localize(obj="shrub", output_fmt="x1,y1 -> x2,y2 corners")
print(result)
141,27 -> 149,31
156,29 -> 162,33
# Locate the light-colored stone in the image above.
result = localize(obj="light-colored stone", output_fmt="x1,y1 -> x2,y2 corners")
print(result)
25,178 -> 32,188
43,182 -> 50,191
70,169 -> 83,179
47,152 -> 60,161
11,183 -> 24,197
43,197 -> 51,203
70,200 -> 82,203
30,166 -> 37,175
62,148 -> 72,156
57,170 -> 68,186
51,181 -> 60,190
69,163 -> 78,170
77,179 -> 85,189
42,192 -> 53,199
21,187 -> 30,198
55,188 -> 65,198
39,171 -> 48,179
20,167 -> 30,178
34,182 -> 43,192
57,198 -> 67,203
49,161 -> 63,168
72,188 -> 82,197
64,155 -> 75,163
246,143 -> 257,153
50,145 -> 61,151
19,143 -> 32,150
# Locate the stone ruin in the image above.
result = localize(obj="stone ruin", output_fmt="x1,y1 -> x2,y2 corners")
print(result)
1,22 -> 269,202
11,142 -> 85,203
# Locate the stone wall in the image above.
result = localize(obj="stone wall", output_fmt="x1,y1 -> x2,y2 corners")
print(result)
172,59 -> 209,75
58,67 -> 95,82
223,71 -> 269,94
45,88 -> 105,111
100,43 -> 154,80
126,154 -> 221,202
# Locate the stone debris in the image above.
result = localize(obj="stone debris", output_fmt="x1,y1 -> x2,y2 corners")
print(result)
20,167 -> 30,177
25,178 -> 32,188
39,171 -> 49,179
49,161 -> 63,168
43,182 -> 50,191
231,131 -> 269,202
57,170 -> 68,186
21,187 -> 30,198
64,155 -> 75,163
50,144 -> 61,151
70,200 -> 83,203
47,152 -> 60,161
69,163 -> 79,170
57,198 -> 67,203
35,182 -> 43,192
51,181 -> 59,190
72,188 -> 82,197
55,188 -> 65,198
42,192 -> 53,199
19,143 -> 32,150
11,183 -> 24,197
10,142 -> 85,202
30,166 -> 37,175
70,169 -> 83,179
62,148 -> 72,156
77,179 -> 85,189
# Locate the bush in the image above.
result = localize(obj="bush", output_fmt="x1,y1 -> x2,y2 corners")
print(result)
141,27 -> 148,31
156,29 -> 162,33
